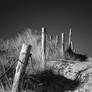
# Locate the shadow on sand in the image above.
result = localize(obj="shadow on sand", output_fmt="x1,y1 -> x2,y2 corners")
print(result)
23,70 -> 80,92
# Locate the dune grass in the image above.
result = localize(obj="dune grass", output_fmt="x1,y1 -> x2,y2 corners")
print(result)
0,28 -> 88,92
0,28 -> 62,92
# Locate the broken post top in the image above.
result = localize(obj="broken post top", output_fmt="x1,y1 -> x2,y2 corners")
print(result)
20,44 -> 32,56
42,27 -> 47,34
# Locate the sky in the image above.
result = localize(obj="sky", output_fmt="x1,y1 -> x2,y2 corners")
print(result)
0,0 -> 92,56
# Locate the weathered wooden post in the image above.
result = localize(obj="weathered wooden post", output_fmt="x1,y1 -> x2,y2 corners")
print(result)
61,33 -> 65,58
69,28 -> 73,49
70,41 -> 75,52
50,35 -> 52,41
11,44 -> 32,92
68,28 -> 75,52
55,35 -> 59,46
69,28 -> 72,45
41,27 -> 46,70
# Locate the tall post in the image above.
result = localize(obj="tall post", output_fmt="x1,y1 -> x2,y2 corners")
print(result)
11,44 -> 32,92
41,27 -> 46,70
61,33 -> 65,58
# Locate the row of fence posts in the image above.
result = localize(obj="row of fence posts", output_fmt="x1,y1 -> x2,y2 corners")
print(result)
11,27 -> 74,92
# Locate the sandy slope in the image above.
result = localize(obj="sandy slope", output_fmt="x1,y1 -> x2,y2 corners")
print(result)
47,59 -> 92,92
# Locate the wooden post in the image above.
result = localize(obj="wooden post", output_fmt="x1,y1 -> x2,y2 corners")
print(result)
11,44 -> 32,92
50,35 -> 52,41
68,28 -> 75,52
41,27 -> 46,70
55,35 -> 59,46
70,41 -> 73,49
69,28 -> 72,45
61,33 -> 65,58
70,41 -> 75,51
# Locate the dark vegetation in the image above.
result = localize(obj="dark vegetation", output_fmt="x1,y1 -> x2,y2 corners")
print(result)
0,29 -> 88,92
22,69 -> 80,92
65,46 -> 88,61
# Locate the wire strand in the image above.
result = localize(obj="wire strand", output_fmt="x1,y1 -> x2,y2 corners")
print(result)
0,59 -> 19,79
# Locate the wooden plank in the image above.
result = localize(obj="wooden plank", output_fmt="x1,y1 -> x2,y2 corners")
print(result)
41,27 -> 46,70
11,44 -> 32,92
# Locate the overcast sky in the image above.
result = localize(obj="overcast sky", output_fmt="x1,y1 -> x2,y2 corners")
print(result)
0,0 -> 92,56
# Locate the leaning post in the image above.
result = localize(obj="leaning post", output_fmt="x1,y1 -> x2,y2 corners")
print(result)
11,44 -> 32,92
68,28 -> 75,52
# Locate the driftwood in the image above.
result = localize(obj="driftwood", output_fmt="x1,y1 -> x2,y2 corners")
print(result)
11,44 -> 32,92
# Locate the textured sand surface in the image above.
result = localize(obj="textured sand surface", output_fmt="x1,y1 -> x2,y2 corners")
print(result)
47,60 -> 92,92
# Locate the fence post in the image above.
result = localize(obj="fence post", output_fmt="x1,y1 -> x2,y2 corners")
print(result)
69,28 -> 72,45
50,35 -> 52,41
41,27 -> 46,70
55,35 -> 59,46
11,44 -> 32,92
68,28 -> 75,52
61,33 -> 65,59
